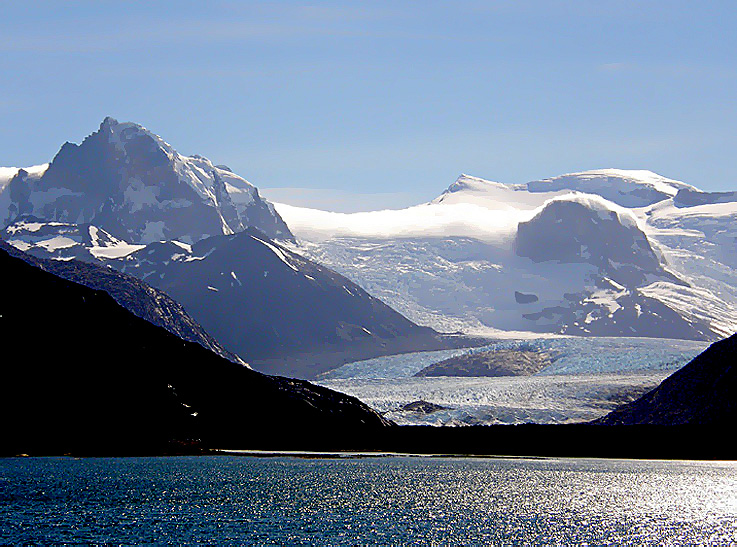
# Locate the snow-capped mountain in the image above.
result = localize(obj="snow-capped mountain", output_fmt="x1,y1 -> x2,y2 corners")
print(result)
1,217 -> 451,378
110,228 -> 448,378
523,169 -> 697,208
275,170 -> 737,341
0,117 -> 291,243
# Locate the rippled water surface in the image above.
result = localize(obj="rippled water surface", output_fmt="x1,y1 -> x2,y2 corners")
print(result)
2,456 -> 737,545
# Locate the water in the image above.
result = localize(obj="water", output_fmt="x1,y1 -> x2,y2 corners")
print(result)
2,456 -> 737,545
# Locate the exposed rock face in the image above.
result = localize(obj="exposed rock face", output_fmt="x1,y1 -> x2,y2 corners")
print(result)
515,196 -> 665,288
514,291 -> 538,304
399,401 -> 448,414
415,349 -> 551,377
595,333 -> 737,425
0,243 -> 392,454
507,195 -> 713,339
673,188 -> 737,208
0,117 -> 292,243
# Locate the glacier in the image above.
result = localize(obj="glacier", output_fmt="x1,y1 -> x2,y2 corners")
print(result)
316,336 -> 708,426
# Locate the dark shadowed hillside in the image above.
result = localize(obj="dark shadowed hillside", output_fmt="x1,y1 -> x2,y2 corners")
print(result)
595,334 -> 737,425
115,228 -> 449,378
0,238 -> 242,364
0,244 -> 391,455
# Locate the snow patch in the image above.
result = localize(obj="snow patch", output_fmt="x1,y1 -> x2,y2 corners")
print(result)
250,235 -> 299,271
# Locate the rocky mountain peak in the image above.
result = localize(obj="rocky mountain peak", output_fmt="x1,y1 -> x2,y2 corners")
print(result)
0,118 -> 292,243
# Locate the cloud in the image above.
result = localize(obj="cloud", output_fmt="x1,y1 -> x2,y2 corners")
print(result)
271,194 -> 539,243
259,187 -> 418,213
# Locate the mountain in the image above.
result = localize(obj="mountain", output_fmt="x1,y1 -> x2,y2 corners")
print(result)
0,243 -> 391,455
1,219 -> 451,380
0,238 -> 242,364
274,170 -> 735,341
523,169 -> 697,208
0,164 -> 48,191
595,333 -> 737,425
515,194 -> 664,284
111,228 -> 449,378
0,117 -> 291,243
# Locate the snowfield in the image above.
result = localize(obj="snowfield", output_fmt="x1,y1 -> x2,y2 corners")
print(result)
1,144 -> 733,427
276,169 -> 737,341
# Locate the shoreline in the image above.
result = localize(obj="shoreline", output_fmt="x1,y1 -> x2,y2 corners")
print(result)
4,423 -> 735,461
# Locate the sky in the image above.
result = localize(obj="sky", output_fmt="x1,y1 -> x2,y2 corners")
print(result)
1,1 -> 736,211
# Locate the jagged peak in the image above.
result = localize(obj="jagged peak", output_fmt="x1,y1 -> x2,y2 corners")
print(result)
100,116 -> 119,129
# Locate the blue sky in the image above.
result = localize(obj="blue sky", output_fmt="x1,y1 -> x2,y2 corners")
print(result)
1,1 -> 736,210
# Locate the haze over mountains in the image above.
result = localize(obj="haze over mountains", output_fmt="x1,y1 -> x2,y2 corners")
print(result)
4,118 -> 737,374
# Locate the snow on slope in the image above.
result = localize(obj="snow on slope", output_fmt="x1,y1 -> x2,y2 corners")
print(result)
525,169 -> 697,207
1,218 -> 145,261
635,197 -> 737,337
275,200 -> 535,245
275,172 -> 667,244
276,170 -> 732,341
0,118 -> 291,244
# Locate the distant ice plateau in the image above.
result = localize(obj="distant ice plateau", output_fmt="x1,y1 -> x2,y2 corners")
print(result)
276,169 -> 737,342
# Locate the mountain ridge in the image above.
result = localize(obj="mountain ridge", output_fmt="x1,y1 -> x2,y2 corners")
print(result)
0,117 -> 292,243
595,333 -> 737,425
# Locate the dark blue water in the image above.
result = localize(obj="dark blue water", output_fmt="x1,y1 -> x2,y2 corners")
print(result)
2,456 -> 736,545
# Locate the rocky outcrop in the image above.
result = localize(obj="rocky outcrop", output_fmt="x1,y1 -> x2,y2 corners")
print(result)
516,196 -> 666,287
399,401 -> 448,414
673,188 -> 737,208
415,349 -> 551,377
0,117 -> 292,243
